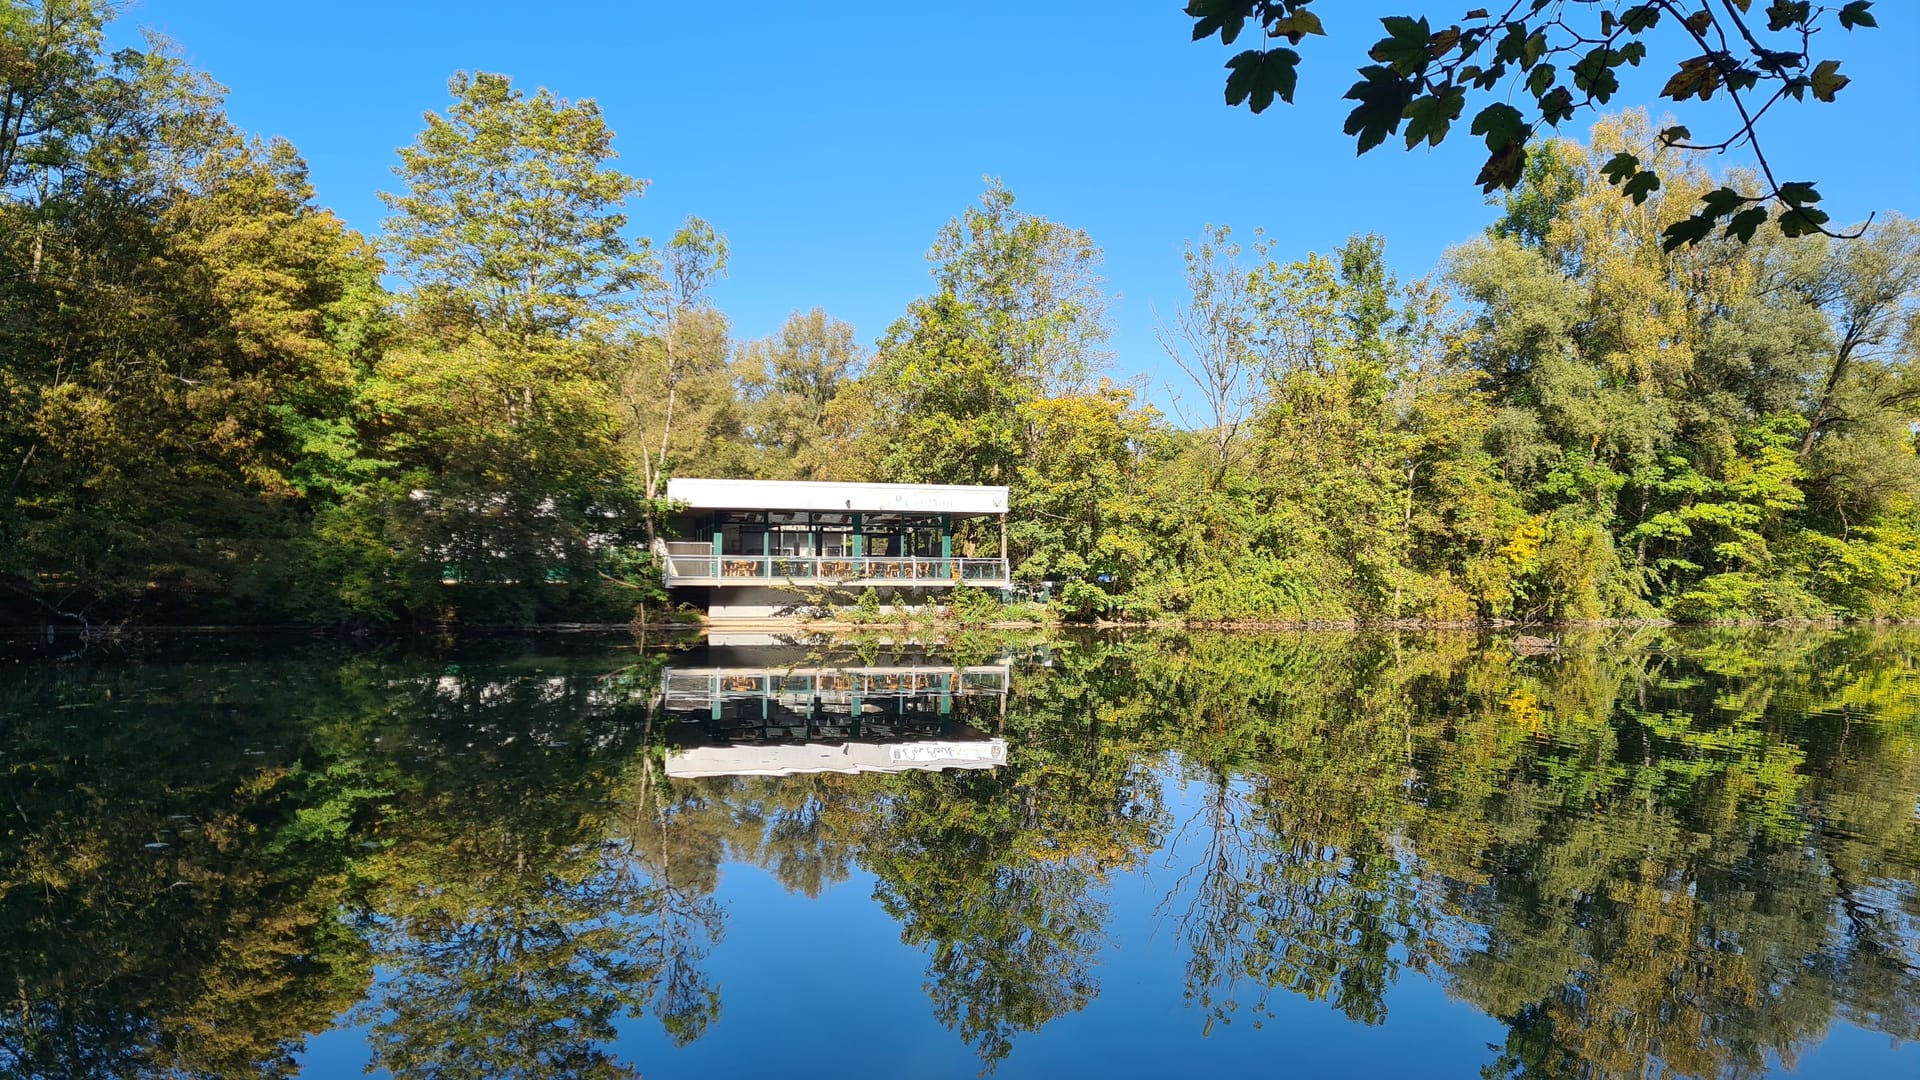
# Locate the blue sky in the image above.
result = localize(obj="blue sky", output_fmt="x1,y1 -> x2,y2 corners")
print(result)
113,1 -> 1920,407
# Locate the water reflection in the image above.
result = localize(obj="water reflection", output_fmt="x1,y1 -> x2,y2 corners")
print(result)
0,630 -> 1916,1078
345,651 -> 719,1079
660,642 -> 1009,778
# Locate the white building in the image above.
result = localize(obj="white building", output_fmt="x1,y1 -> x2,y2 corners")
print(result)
657,478 -> 1012,619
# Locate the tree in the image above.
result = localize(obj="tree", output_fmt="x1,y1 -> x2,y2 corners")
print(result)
367,70 -> 653,620
1449,115 -> 1920,619
1156,225 -> 1263,488
858,293 -> 1028,487
1787,216 -> 1920,457
1246,235 -> 1469,618
928,179 -> 1112,399
611,216 -> 733,538
0,2 -> 383,624
734,307 -> 866,480
1010,384 -> 1160,618
1186,0 -> 1881,247
379,70 -> 652,347
851,180 -> 1130,592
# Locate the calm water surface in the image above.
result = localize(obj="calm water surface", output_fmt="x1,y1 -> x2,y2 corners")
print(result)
3,630 -> 1917,1078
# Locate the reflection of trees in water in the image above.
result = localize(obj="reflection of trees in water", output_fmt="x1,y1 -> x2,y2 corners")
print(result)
1143,634 -> 1455,1030
350,658 -> 722,1078
0,648 -> 723,1079
661,669 -> 1164,1070
1128,629 -> 1920,1080
0,656 -> 383,1079
1159,770 -> 1436,1032
859,769 -> 1115,1068
855,645 -> 1165,1066
2,631 -> 1918,1078
860,628 -> 1919,1076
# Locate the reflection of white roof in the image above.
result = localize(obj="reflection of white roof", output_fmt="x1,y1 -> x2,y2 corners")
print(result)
667,478 -> 1008,515
665,739 -> 1008,778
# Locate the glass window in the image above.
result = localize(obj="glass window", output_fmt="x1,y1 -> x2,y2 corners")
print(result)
722,525 -> 767,555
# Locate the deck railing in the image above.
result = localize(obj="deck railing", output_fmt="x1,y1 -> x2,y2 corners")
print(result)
661,551 -> 1009,587
662,665 -> 1011,704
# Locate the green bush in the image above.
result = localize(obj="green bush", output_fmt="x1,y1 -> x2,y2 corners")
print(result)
1667,572 -> 1827,622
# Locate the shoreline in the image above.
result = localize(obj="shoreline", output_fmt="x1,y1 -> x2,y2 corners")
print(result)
5,615 -> 1916,641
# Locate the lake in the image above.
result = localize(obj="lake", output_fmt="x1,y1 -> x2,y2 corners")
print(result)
3,629 -> 1916,1078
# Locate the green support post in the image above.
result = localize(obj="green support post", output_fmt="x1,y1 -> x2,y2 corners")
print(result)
941,513 -> 953,578
853,513 -> 864,575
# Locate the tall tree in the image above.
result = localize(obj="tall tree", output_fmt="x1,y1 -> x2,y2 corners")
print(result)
1452,115 -> 1920,620
613,215 -> 732,532
1011,383 -> 1160,618
858,294 -> 1027,487
928,179 -> 1112,399
379,70 -> 652,347
367,71 -> 651,621
1787,217 -> 1920,458
1156,224 -> 1263,488
1,3 -> 381,624
734,307 -> 865,480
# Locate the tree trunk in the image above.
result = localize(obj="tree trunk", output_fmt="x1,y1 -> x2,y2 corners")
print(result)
1801,326 -> 1866,457
4,444 -> 35,508
639,348 -> 681,551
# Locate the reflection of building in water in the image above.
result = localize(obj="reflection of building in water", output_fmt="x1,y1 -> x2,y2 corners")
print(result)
660,646 -> 1010,778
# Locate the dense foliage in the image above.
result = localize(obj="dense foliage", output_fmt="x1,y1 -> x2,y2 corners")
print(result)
2,2 -> 1915,626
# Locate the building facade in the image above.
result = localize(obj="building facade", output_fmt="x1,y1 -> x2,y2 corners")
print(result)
657,478 -> 1011,619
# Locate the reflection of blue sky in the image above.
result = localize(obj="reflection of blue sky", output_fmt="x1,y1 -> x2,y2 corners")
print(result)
298,757 -> 1900,1079
280,644 -> 1917,1079
293,765 -> 1473,1076
612,767 -> 1511,1079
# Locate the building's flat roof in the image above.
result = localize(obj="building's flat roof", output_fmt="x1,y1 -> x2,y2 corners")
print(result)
666,477 -> 1009,515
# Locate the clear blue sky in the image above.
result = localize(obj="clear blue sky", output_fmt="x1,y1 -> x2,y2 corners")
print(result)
113,1 -> 1920,407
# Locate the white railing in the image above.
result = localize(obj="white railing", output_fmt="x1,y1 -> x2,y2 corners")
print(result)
661,553 -> 1009,586
662,665 -> 1011,704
